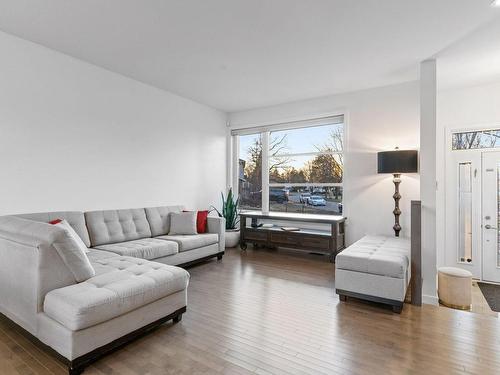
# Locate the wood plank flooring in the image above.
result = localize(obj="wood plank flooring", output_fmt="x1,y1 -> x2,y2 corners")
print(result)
1,247 -> 500,374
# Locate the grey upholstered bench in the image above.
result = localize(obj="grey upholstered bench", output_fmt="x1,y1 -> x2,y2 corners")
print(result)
335,235 -> 410,313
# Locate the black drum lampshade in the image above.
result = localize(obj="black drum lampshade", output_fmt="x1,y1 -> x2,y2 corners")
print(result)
377,150 -> 418,174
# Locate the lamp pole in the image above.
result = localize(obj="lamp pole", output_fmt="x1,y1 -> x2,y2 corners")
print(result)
392,173 -> 401,237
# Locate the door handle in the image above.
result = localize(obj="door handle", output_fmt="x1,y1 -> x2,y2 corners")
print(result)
485,224 -> 498,230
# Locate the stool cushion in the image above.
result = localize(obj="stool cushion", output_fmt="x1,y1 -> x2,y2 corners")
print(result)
438,267 -> 472,278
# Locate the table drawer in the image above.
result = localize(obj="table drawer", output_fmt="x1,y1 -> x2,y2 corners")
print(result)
244,229 -> 268,242
299,236 -> 331,251
270,232 -> 300,246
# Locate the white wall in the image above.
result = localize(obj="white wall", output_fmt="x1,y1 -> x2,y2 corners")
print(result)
0,31 -> 227,214
420,60 -> 437,304
229,81 -> 420,245
436,80 -> 500,268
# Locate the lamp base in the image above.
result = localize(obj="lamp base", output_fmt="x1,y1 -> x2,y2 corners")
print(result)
393,174 -> 401,237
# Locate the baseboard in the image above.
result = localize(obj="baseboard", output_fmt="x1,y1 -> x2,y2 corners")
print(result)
422,294 -> 439,306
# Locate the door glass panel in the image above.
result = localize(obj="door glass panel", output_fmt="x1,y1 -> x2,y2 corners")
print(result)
497,164 -> 500,267
458,162 -> 472,263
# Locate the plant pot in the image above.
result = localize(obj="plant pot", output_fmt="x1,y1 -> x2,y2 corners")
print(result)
225,229 -> 240,248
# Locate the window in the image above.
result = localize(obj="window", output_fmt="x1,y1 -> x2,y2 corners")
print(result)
238,133 -> 262,210
234,116 -> 344,215
452,129 -> 500,150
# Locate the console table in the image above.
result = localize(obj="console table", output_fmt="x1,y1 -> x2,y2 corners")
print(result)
239,211 -> 346,262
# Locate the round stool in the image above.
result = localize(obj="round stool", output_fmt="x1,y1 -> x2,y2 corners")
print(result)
438,267 -> 472,310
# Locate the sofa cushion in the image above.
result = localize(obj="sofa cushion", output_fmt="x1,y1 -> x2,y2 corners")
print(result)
15,211 -> 91,247
335,235 -> 410,279
85,209 -> 152,246
93,238 -> 178,260
169,212 -> 198,235
145,206 -> 184,237
50,225 -> 96,282
50,219 -> 90,253
43,257 -> 190,331
156,233 -> 218,252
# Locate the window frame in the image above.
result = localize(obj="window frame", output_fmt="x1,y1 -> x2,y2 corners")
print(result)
232,114 -> 345,215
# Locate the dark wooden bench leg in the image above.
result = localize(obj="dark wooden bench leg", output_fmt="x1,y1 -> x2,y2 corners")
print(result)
339,294 -> 347,302
217,253 -> 223,261
392,303 -> 403,314
173,312 -> 183,323
68,363 -> 84,375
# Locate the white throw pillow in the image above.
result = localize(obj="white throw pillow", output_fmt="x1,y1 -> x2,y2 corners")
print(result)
169,212 -> 198,235
52,219 -> 90,253
50,220 -> 95,282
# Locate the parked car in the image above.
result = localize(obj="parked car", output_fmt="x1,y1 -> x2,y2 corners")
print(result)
299,192 -> 311,203
251,189 -> 289,204
270,188 -> 288,203
308,195 -> 326,206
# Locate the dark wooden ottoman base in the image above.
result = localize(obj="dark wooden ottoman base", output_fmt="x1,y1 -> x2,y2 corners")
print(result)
336,289 -> 403,313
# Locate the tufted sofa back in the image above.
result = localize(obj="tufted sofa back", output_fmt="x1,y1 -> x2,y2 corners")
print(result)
15,211 -> 91,247
11,206 -> 189,249
85,208 -> 152,247
144,205 -> 184,237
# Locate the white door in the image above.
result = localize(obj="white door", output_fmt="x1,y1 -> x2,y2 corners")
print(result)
445,151 -> 481,277
482,151 -> 500,283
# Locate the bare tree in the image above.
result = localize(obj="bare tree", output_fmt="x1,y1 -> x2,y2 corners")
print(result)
244,134 -> 291,189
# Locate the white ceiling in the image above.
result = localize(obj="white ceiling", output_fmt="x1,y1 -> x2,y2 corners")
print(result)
437,18 -> 500,90
0,1 -> 498,112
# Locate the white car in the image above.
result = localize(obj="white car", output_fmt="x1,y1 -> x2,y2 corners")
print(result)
299,192 -> 311,203
308,195 -> 326,206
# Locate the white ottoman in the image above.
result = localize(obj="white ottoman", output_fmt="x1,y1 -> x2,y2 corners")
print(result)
438,267 -> 472,310
335,235 -> 410,313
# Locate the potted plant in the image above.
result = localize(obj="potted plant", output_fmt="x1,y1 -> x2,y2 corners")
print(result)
212,188 -> 240,248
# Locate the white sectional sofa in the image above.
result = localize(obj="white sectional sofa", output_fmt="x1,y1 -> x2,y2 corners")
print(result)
0,206 -> 225,374
18,206 -> 225,266
335,235 -> 411,313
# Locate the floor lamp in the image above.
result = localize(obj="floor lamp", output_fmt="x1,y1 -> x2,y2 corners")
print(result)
377,148 -> 418,237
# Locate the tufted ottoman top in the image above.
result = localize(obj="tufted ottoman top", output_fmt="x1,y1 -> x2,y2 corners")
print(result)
336,235 -> 410,279
43,256 -> 190,331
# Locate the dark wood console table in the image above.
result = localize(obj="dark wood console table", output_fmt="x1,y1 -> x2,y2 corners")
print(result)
239,211 -> 346,262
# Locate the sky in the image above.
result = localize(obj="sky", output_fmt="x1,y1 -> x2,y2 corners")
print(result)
239,123 -> 343,169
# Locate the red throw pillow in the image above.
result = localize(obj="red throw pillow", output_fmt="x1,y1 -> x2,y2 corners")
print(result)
49,219 -> 63,225
183,210 -> 209,233
197,210 -> 209,234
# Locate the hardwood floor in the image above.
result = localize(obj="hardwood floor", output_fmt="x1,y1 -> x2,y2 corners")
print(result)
2,247 -> 500,374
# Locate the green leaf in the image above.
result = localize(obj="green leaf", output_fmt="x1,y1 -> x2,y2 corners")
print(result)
215,187 -> 239,230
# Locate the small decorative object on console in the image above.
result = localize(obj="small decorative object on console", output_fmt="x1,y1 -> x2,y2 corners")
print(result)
281,226 -> 300,231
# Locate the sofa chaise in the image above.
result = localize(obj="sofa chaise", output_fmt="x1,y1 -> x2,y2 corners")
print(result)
0,206 -> 225,374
